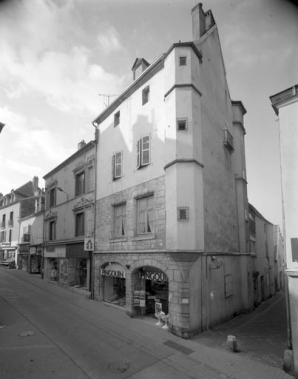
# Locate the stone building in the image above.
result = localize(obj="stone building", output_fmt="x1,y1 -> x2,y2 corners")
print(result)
248,203 -> 283,306
91,4 -> 253,338
43,140 -> 96,297
18,195 -> 45,274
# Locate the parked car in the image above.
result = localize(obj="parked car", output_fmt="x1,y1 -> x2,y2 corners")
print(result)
0,258 -> 16,269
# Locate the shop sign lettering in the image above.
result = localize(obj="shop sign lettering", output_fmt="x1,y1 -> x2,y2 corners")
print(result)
101,269 -> 125,278
140,271 -> 168,282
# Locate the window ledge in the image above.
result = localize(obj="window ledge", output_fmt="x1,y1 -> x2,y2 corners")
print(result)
109,237 -> 127,243
131,234 -> 156,241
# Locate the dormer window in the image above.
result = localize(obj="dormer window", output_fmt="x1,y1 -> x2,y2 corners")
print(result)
131,58 -> 150,81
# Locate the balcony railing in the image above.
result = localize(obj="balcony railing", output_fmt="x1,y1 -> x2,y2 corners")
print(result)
223,129 -> 234,152
22,234 -> 30,243
0,221 -> 6,229
8,219 -> 13,228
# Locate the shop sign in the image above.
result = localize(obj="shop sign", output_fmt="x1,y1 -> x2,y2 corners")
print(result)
101,269 -> 125,278
19,246 -> 29,253
140,271 -> 168,282
1,242 -> 11,246
30,247 -> 36,255
44,246 -> 66,258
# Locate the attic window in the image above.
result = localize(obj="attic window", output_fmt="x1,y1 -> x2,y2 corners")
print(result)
179,56 -> 187,66
114,111 -> 120,127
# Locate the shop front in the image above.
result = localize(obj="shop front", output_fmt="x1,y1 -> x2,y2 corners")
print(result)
101,263 -> 126,307
29,246 -> 42,274
65,243 -> 91,291
18,245 -> 30,271
44,244 -> 91,292
133,267 -> 169,316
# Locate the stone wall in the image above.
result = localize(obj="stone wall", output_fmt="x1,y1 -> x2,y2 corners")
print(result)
94,176 -> 166,252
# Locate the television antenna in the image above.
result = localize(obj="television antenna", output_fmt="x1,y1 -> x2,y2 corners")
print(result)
98,94 -> 118,108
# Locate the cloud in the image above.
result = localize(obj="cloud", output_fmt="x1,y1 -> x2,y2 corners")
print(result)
97,27 -> 123,54
0,0 -> 126,114
0,106 -> 73,163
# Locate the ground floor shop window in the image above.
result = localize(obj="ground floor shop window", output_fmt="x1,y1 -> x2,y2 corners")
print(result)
103,276 -> 126,307
30,255 -> 42,274
46,257 -> 90,289
48,258 -> 59,281
133,267 -> 168,316
101,263 -> 126,308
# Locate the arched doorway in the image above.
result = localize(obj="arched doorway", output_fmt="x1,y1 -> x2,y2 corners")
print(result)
132,266 -> 168,316
101,262 -> 126,308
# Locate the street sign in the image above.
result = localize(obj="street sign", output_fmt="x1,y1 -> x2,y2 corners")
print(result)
84,238 -> 94,251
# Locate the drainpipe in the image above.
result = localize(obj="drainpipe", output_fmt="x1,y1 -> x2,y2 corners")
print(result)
91,124 -> 99,300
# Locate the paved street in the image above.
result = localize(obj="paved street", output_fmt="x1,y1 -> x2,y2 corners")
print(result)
0,268 -> 293,379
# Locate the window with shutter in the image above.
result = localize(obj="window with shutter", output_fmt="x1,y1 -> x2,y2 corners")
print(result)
137,135 -> 150,169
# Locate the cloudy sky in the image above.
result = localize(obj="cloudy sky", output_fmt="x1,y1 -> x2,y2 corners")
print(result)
0,0 -> 297,228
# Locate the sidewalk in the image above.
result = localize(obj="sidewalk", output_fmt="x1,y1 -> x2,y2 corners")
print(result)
192,290 -> 288,368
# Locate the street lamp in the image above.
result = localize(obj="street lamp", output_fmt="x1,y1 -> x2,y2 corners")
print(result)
56,187 -> 69,201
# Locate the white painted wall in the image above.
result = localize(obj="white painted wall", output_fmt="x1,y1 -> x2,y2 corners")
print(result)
279,101 -> 298,268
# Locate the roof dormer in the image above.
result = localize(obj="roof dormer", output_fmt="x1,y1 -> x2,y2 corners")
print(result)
131,58 -> 150,81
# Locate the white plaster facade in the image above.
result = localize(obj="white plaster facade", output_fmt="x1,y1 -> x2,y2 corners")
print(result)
270,85 -> 298,375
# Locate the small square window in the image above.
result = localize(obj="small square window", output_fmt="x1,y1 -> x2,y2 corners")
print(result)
142,85 -> 150,105
114,111 -> 120,127
179,56 -> 187,66
177,207 -> 189,221
177,117 -> 188,131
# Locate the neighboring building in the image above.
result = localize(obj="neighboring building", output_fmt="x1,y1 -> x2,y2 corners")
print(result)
91,4 -> 253,338
270,85 -> 298,375
18,194 -> 45,274
43,140 -> 96,297
249,203 -> 277,306
0,177 -> 42,268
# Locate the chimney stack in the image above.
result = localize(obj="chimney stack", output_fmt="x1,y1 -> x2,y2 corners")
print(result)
191,3 -> 215,41
32,176 -> 39,195
78,140 -> 86,150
